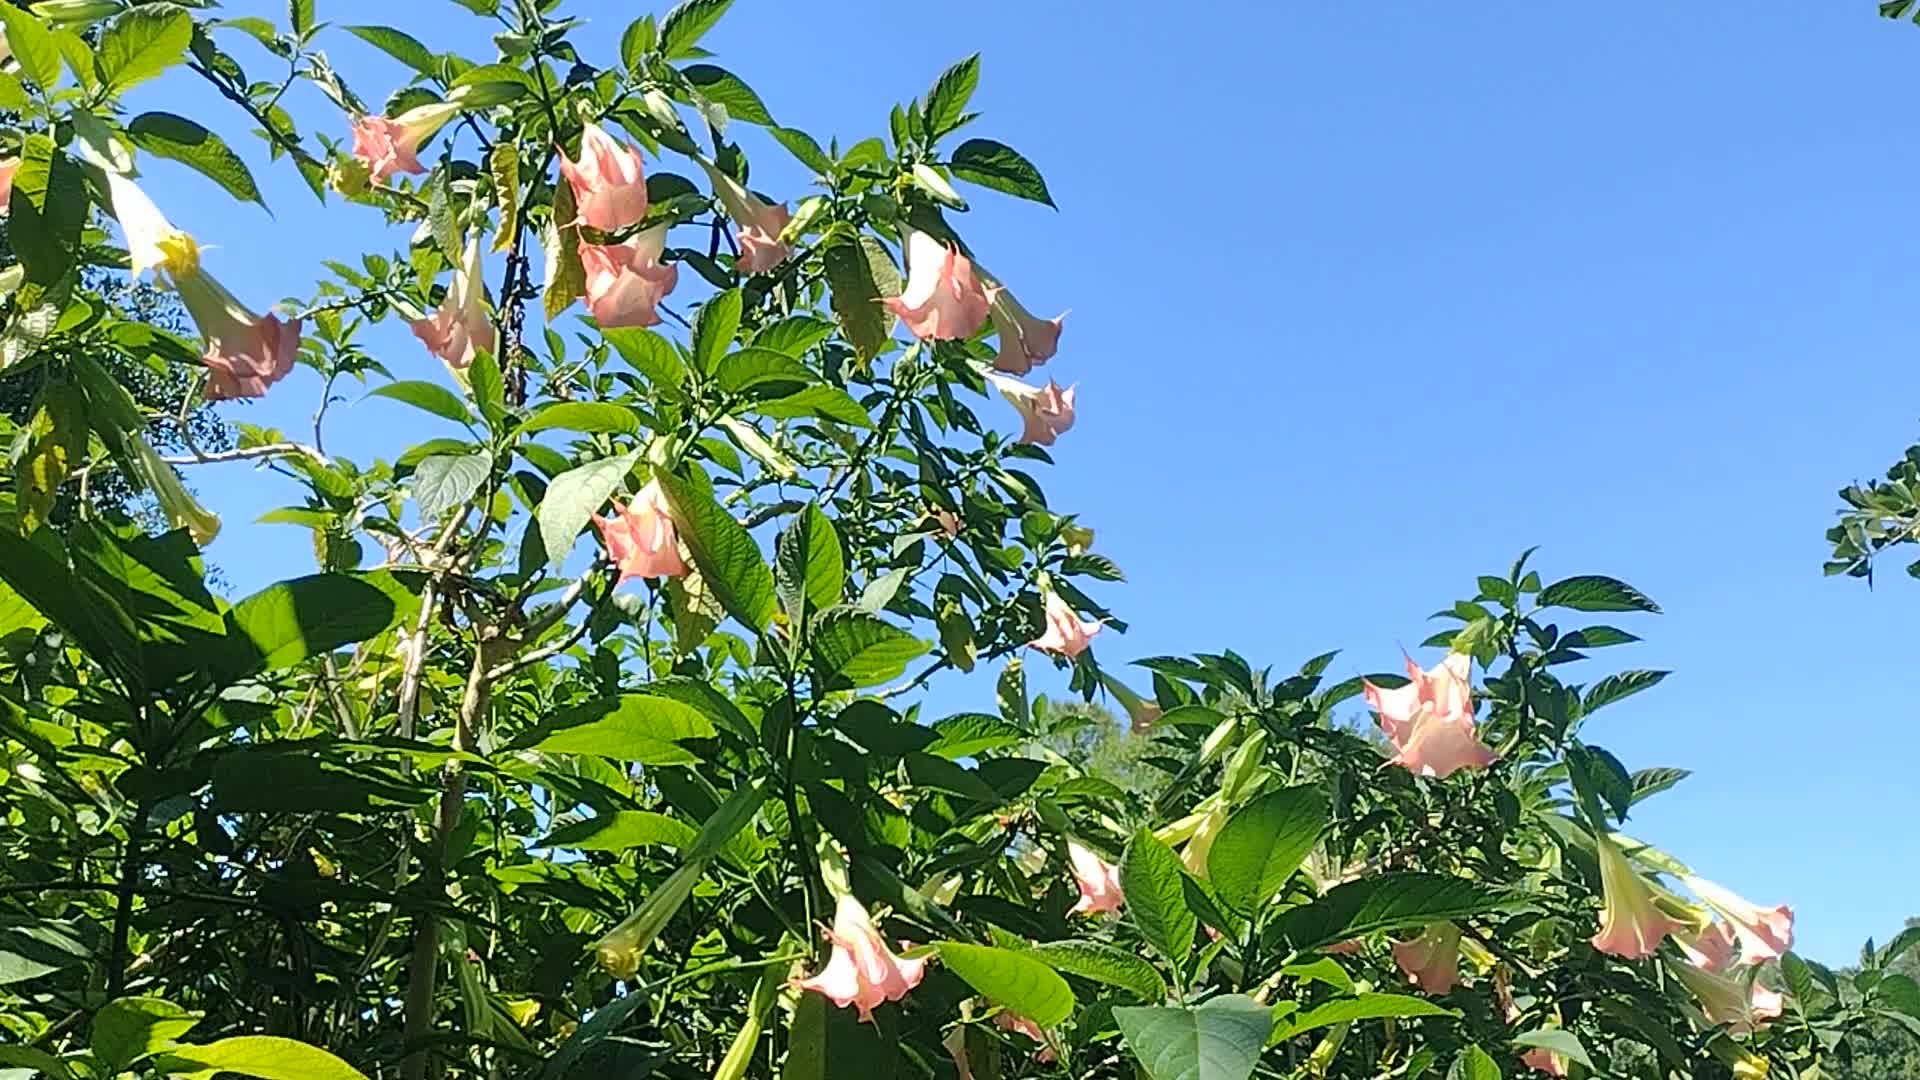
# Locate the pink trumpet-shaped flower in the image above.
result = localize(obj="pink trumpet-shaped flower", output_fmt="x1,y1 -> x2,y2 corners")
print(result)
1590,832 -> 1688,959
410,235 -> 495,370
699,159 -> 792,272
985,373 -> 1076,447
994,1011 -> 1057,1063
883,227 -> 990,340
1362,652 -> 1495,778
1683,876 -> 1794,967
559,121 -> 650,232
1029,591 -> 1101,658
1521,1047 -> 1568,1076
1670,958 -> 1783,1033
349,101 -> 460,183
1390,709 -> 1498,779
1391,922 -> 1463,995
1679,921 -> 1739,974
988,287 -> 1066,376
0,157 -> 17,214
1066,839 -> 1123,915
580,225 -> 679,329
793,894 -> 927,1022
592,479 -> 688,583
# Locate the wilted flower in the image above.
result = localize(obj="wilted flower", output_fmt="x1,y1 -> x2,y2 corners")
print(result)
0,157 -> 17,214
1029,591 -> 1100,658
1590,831 -> 1688,959
1671,958 -> 1783,1033
1682,876 -> 1794,966
1362,653 -> 1495,778
988,286 -> 1066,376
1066,839 -> 1123,915
108,173 -> 300,401
793,894 -> 927,1022
1391,922 -> 1463,995
994,1011 -> 1056,1063
410,235 -> 495,370
560,121 -> 650,232
985,373 -> 1076,446
883,227 -> 990,340
699,159 -> 791,272
580,225 -> 679,328
349,101 -> 460,182
592,479 -> 688,583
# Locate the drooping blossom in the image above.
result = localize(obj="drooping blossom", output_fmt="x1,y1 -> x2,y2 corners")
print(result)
1066,839 -> 1123,916
994,1011 -> 1056,1063
987,286 -> 1066,376
1521,1047 -> 1568,1076
592,479 -> 687,583
1029,591 -> 1100,658
580,225 -> 678,328
883,227 -> 990,340
986,372 -> 1076,446
1180,802 -> 1228,877
107,173 -> 300,401
1590,831 -> 1688,959
559,121 -> 649,232
944,1027 -> 977,1080
1670,958 -> 1783,1033
1678,921 -> 1739,973
1362,652 -> 1496,778
699,159 -> 791,272
349,101 -> 461,182
1683,876 -> 1794,966
930,507 -> 962,538
1391,922 -> 1463,995
793,894 -> 927,1022
1100,673 -> 1162,734
0,157 -> 17,214
409,235 -> 495,370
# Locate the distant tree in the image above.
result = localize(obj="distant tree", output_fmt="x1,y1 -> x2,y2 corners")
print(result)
1832,918 -> 1920,1079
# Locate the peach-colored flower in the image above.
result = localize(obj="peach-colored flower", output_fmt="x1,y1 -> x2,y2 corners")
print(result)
994,1011 -> 1057,1063
931,507 -> 961,538
988,287 -> 1066,376
580,225 -> 678,328
1029,591 -> 1100,658
1679,921 -> 1739,974
1590,832 -> 1688,959
1683,876 -> 1793,967
1066,839 -> 1123,915
699,159 -> 791,272
985,373 -> 1076,447
592,479 -> 687,583
883,227 -> 990,340
794,894 -> 927,1022
1325,939 -> 1365,955
1391,922 -> 1462,995
1671,958 -> 1782,1033
1362,652 -> 1495,778
559,121 -> 649,232
0,157 -> 17,215
349,101 -> 460,183
410,235 -> 495,370
1521,1047 -> 1567,1076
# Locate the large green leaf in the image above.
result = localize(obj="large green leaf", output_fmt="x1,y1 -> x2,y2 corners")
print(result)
776,503 -> 846,619
535,449 -> 640,570
10,135 -> 87,286
412,451 -> 491,520
750,385 -> 872,427
809,607 -> 928,689
949,138 -> 1055,208
1030,940 -> 1167,1003
0,920 -> 89,986
159,1036 -> 370,1080
367,380 -> 474,425
93,997 -> 200,1073
1535,575 -> 1660,614
1512,1030 -> 1592,1070
658,0 -> 734,59
521,402 -> 643,436
1448,1046 -> 1502,1080
1121,828 -> 1197,973
97,7 -> 191,95
937,942 -> 1074,1027
0,5 -> 59,90
223,571 -> 418,678
655,468 -> 775,630
780,987 -> 901,1079
1113,995 -> 1269,1080
1267,993 -> 1455,1044
716,346 -> 817,396
1207,785 -> 1327,914
127,112 -> 264,207
1275,874 -> 1525,953
211,748 -> 434,813
344,24 -> 438,76
683,64 -> 772,125
823,236 -> 898,361
537,811 -> 697,852
923,713 -> 1026,759
1581,669 -> 1669,715
523,693 -> 716,763
923,54 -> 980,138
603,327 -> 687,392
692,288 -> 743,375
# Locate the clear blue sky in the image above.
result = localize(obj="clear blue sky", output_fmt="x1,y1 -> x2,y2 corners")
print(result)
134,1 -> 1918,964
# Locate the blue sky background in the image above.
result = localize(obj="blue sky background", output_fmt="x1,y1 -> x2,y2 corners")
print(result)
129,1 -> 1919,964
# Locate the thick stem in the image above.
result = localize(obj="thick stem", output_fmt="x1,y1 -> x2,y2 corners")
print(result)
107,802 -> 150,998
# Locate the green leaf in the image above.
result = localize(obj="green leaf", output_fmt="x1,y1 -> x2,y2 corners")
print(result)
1121,828 -> 1197,973
937,942 -> 1075,1027
467,348 -> 507,428
1030,940 -> 1167,1003
1560,625 -> 1640,648
619,13 -> 656,69
367,380 -> 474,425
0,5 -> 61,90
683,64 -> 772,125
1567,742 -> 1633,823
535,449 -> 640,570
0,1046 -> 71,1080
288,0 -> 314,34
1581,669 -> 1669,715
0,920 -> 89,987
692,288 -> 743,374
344,24 -> 438,76
224,571 -> 417,677
823,236 -> 899,361
923,713 -> 1026,758
1275,874 -> 1525,952
97,7 -> 192,95
1448,1046 -> 1502,1080
658,0 -> 733,59
775,502 -> 845,619
809,607 -> 928,689
1268,993 -> 1455,1044
750,385 -> 872,427
604,326 -> 688,392
655,468 -> 776,630
160,1035 -> 370,1080
1113,995 -> 1270,1080
10,135 -> 87,286
93,997 -> 200,1073
780,986 -> 901,1080
524,693 -> 716,763
127,112 -> 266,207
753,315 -> 836,357
1628,766 -> 1691,806
949,138 -> 1056,208
923,54 -> 980,138
522,402 -> 643,436
1535,575 -> 1660,613
413,451 -> 491,520
1511,1030 -> 1593,1070
211,748 -> 433,813
1207,785 -> 1328,914
772,125 -> 833,175
543,180 -> 586,321
716,346 -> 818,395
538,810 -> 696,852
